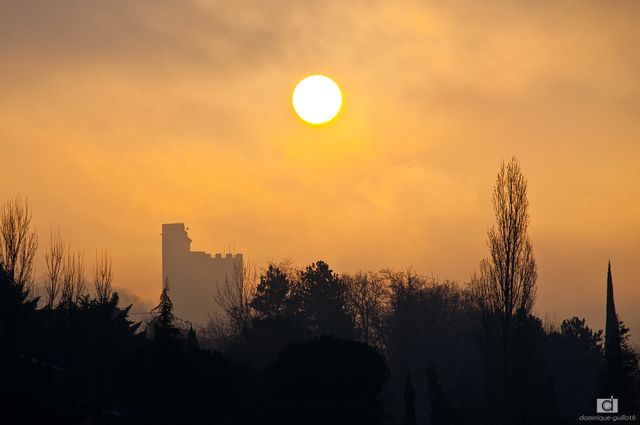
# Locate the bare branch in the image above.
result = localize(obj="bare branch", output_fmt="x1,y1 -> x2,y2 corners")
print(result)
0,195 -> 38,288
212,261 -> 256,338
93,251 -> 113,303
60,248 -> 86,308
73,250 -> 86,303
345,271 -> 389,347
469,157 -> 538,419
472,157 -> 537,321
44,229 -> 66,309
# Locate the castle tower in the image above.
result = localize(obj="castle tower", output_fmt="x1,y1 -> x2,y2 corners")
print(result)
162,223 -> 192,285
161,223 -> 243,325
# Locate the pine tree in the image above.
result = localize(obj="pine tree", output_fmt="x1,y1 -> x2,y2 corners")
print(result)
251,265 -> 292,319
150,279 -> 181,351
299,261 -> 354,338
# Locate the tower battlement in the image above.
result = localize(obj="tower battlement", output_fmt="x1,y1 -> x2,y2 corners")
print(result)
161,223 -> 243,325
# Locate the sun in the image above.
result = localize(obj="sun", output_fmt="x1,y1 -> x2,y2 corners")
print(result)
292,75 -> 342,125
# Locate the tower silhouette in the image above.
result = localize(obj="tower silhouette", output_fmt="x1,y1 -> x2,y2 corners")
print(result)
161,223 -> 243,324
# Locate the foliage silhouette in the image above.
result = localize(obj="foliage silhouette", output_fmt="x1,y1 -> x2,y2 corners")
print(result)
0,264 -> 39,424
544,317 -> 603,420
149,280 -> 181,353
298,260 -> 356,338
251,264 -> 294,319
471,157 -> 538,424
404,373 -> 417,425
2,163 -> 640,424
425,361 -> 454,425
261,335 -> 389,425
597,263 -> 640,414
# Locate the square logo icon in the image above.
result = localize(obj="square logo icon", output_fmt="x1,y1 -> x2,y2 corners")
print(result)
596,397 -> 619,414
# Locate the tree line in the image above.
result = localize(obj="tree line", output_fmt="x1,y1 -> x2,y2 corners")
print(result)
1,157 -> 638,424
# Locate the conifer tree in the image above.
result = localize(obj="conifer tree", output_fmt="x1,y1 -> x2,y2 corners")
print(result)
404,373 -> 417,425
186,325 -> 199,352
251,265 -> 292,319
598,263 -> 640,413
604,262 -> 621,366
150,279 -> 181,351
299,261 -> 354,338
425,362 -> 453,425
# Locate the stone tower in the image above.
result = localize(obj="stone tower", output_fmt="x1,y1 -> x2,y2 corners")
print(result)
161,223 -> 243,325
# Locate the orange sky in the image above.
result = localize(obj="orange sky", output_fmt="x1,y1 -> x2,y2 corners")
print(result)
1,1 -> 639,340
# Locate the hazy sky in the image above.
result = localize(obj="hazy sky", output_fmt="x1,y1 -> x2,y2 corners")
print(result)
1,0 -> 639,339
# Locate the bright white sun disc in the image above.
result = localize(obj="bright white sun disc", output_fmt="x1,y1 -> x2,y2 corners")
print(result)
292,75 -> 342,125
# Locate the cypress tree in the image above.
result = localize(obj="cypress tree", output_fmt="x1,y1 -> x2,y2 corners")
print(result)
598,262 -> 640,413
604,262 -> 621,366
404,373 -> 416,425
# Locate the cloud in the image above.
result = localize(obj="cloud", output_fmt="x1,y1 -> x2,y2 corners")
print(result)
1,0 -> 639,341
115,286 -> 154,315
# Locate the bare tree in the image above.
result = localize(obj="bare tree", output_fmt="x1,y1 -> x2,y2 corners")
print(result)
0,195 -> 38,289
93,251 -> 113,303
382,268 -> 431,372
211,261 -> 256,340
470,157 -> 537,423
73,251 -> 86,304
60,249 -> 86,308
44,230 -> 66,309
473,157 -> 537,320
345,271 -> 388,347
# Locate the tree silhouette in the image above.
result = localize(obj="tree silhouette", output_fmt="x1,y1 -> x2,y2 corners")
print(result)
425,361 -> 454,425
604,262 -> 621,369
44,230 -> 67,309
560,317 -> 603,351
150,280 -> 182,351
298,261 -> 355,338
212,261 -> 255,338
598,263 -> 640,413
59,249 -> 86,309
384,269 -> 481,420
2,194 -> 640,424
404,373 -> 417,425
346,271 -> 387,347
251,264 -> 293,319
264,336 -> 389,425
0,264 -> 40,424
543,316 -> 602,419
471,157 -> 537,424
0,196 -> 38,290
85,291 -> 141,414
93,250 -> 113,304
0,263 -> 38,361
186,325 -> 200,352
